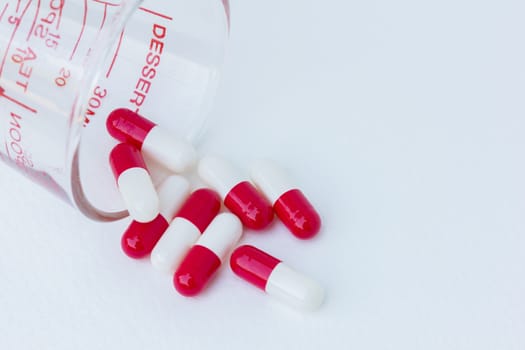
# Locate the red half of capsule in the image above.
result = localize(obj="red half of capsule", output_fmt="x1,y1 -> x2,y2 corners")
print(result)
176,189 -> 221,232
121,214 -> 169,259
224,181 -> 274,230
174,245 -> 221,296
106,108 -> 156,148
274,189 -> 321,239
109,143 -> 147,178
230,245 -> 281,290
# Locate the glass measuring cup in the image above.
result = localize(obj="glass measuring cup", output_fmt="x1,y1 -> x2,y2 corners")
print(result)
0,0 -> 230,220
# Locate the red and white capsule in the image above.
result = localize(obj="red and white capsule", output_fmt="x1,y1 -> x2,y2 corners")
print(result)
107,108 -> 197,173
230,245 -> 325,311
151,188 -> 221,273
110,143 -> 159,223
174,213 -> 242,296
250,160 -> 321,239
198,156 -> 273,230
121,175 -> 190,259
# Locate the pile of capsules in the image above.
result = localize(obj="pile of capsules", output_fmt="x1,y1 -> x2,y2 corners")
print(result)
107,108 -> 324,311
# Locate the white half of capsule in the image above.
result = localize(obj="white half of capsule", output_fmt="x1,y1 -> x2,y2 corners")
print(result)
265,263 -> 325,311
151,217 -> 201,274
198,156 -> 245,199
250,160 -> 295,204
196,213 -> 243,262
118,167 -> 159,223
157,175 -> 191,221
142,126 -> 197,173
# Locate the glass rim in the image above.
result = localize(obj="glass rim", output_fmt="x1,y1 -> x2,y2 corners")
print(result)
66,0 -> 230,221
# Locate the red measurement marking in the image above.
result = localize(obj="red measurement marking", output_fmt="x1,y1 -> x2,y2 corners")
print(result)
25,0 -> 41,41
106,29 -> 124,78
93,1 -> 121,35
0,0 -> 33,77
93,0 -> 119,4
139,7 -> 173,21
99,3 -> 107,30
69,0 -> 88,61
0,3 -> 8,21
92,0 -> 120,6
56,0 -> 62,29
222,0 -> 230,30
0,86 -> 37,113
92,1 -> 122,30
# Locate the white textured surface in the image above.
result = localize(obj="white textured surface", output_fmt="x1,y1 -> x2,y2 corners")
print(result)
151,217 -> 201,274
266,262 -> 325,311
143,126 -> 197,173
117,167 -> 159,223
1,1 -> 525,349
196,213 -> 243,262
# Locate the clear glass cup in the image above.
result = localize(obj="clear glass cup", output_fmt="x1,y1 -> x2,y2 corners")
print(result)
0,0 -> 230,220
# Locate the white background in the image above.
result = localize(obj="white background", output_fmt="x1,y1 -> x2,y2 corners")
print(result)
1,0 -> 525,349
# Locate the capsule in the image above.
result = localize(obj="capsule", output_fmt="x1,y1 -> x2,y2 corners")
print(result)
151,188 -> 221,273
230,245 -> 325,311
174,213 -> 242,296
198,156 -> 273,230
250,160 -> 321,239
121,175 -> 190,259
109,143 -> 159,223
107,108 -> 197,173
